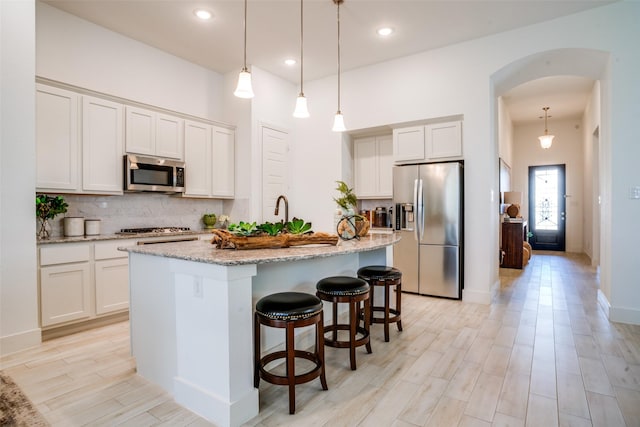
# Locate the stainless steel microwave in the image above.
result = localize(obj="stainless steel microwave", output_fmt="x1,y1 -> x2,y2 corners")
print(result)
124,154 -> 185,193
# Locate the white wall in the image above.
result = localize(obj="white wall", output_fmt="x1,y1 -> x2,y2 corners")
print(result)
582,81 -> 601,265
512,118 -> 585,253
36,2 -> 224,121
295,2 -> 640,311
1,0 -> 40,355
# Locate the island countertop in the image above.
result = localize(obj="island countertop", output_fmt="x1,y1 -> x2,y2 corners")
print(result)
122,232 -> 399,266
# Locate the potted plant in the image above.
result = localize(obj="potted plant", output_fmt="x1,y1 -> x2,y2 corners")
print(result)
202,213 -> 217,229
36,194 -> 68,239
333,180 -> 357,214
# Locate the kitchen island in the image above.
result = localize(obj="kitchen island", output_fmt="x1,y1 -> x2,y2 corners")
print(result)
122,233 -> 399,427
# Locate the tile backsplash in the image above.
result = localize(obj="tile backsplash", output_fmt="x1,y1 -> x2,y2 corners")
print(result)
46,193 -> 225,237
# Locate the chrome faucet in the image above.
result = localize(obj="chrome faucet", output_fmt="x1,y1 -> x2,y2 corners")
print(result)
274,195 -> 289,223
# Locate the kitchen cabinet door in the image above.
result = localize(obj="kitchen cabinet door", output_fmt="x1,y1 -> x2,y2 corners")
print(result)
393,126 -> 425,163
425,121 -> 462,159
156,113 -> 184,160
184,120 -> 212,197
36,84 -> 80,191
211,126 -> 235,198
125,107 -> 184,160
125,106 -> 155,156
40,263 -> 91,327
354,135 -> 393,199
82,96 -> 124,194
95,258 -> 130,314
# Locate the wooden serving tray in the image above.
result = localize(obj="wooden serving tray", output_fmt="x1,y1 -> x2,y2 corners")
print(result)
210,229 -> 339,250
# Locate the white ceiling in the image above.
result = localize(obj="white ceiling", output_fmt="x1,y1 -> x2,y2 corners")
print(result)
43,0 -> 611,124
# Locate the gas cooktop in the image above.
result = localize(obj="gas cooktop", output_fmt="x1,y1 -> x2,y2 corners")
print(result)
118,227 -> 191,234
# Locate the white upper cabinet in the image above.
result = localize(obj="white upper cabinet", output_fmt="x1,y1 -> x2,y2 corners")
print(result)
425,121 -> 462,159
36,85 -> 80,191
184,120 -> 212,197
125,106 -> 184,160
211,126 -> 235,198
82,96 -> 124,193
393,126 -> 425,162
354,134 -> 393,199
183,120 -> 235,199
393,120 -> 463,163
36,84 -> 124,195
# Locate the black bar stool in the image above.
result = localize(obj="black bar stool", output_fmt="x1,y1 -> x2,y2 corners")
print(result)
357,266 -> 403,342
254,291 -> 328,414
316,276 -> 371,370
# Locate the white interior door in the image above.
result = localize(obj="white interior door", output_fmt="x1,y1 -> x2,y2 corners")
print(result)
261,125 -> 289,223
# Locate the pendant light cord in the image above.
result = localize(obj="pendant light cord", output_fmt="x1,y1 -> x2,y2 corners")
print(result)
336,0 -> 341,113
300,0 -> 304,94
242,0 -> 248,72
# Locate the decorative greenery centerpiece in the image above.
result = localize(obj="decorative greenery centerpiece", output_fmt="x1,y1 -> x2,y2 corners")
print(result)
35,194 -> 68,239
332,180 -> 369,239
334,180 -> 357,213
211,217 -> 337,249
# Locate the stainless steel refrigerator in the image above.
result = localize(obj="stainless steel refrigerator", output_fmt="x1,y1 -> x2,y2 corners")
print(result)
393,162 -> 463,299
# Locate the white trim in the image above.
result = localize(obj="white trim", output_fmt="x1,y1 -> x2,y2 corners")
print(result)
609,305 -> 640,326
0,328 -> 42,356
462,286 -> 493,305
597,288 -> 610,318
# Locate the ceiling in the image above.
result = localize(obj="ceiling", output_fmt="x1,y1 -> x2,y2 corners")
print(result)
43,0 -> 611,124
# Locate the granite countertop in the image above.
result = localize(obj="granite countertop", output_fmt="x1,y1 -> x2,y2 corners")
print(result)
37,230 -> 215,245
121,232 -> 400,266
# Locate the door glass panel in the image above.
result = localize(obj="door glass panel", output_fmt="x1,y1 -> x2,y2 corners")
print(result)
534,168 -> 558,230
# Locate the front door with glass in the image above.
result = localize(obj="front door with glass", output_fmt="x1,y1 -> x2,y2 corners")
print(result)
528,164 -> 566,251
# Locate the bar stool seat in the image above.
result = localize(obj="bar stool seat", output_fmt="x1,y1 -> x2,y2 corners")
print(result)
357,266 -> 403,342
254,292 -> 328,414
316,276 -> 371,370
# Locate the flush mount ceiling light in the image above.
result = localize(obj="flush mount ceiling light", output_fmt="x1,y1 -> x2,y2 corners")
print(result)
538,107 -> 555,149
332,0 -> 346,132
284,59 -> 297,66
193,9 -> 212,20
377,27 -> 393,36
293,0 -> 310,118
234,0 -> 254,99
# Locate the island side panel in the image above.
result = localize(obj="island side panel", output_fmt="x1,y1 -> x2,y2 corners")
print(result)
170,259 -> 259,427
128,252 -> 178,393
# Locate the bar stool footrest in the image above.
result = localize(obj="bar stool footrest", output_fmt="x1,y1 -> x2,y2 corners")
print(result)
257,350 -> 324,387
323,324 -> 370,349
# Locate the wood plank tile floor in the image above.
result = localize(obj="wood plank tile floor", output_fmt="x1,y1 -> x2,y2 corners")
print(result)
2,252 -> 639,426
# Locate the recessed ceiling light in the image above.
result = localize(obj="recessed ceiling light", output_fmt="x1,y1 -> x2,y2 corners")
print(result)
194,9 -> 212,20
377,27 -> 394,37
284,59 -> 297,66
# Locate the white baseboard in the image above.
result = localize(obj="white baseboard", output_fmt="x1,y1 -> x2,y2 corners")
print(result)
597,289 -> 610,318
462,286 -> 493,305
609,305 -> 640,325
0,328 -> 41,357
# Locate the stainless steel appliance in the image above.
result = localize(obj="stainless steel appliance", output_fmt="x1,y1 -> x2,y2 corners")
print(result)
393,162 -> 463,299
124,154 -> 185,193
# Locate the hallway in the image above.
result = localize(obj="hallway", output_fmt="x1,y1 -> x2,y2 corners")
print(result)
1,252 -> 639,426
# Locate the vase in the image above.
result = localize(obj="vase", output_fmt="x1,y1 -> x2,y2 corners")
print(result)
37,218 -> 50,240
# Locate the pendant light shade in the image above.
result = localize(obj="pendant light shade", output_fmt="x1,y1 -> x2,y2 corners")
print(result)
293,0 -> 310,118
234,0 -> 254,99
332,0 -> 345,132
538,107 -> 554,149
294,95 -> 309,118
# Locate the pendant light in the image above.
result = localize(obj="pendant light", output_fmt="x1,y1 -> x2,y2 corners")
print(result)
293,0 -> 309,118
332,0 -> 346,132
538,107 -> 554,149
234,0 -> 254,99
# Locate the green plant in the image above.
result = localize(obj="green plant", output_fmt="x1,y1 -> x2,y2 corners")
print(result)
202,213 -> 217,228
333,180 -> 357,211
227,221 -> 259,236
36,195 -> 68,220
257,221 -> 285,236
285,217 -> 312,235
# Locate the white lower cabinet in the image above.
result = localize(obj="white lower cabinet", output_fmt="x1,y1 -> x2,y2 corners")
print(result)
40,263 -> 91,327
39,239 -> 136,329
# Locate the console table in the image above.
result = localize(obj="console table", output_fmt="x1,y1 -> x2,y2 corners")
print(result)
501,221 -> 528,269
